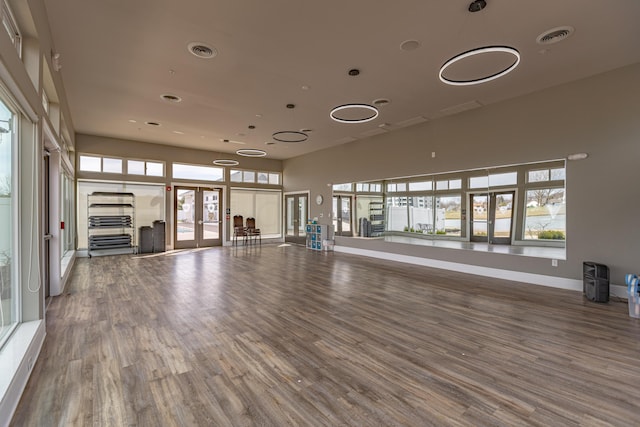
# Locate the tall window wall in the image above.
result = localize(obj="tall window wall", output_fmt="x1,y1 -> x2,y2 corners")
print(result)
344,160 -> 566,245
230,189 -> 281,237
0,96 -> 15,347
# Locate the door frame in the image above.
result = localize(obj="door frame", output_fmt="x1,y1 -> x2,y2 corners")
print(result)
284,191 -> 309,245
172,184 -> 224,249
332,194 -> 353,237
469,190 -> 516,245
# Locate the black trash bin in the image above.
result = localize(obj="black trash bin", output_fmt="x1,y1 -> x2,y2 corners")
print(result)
139,226 -> 153,253
152,220 -> 166,253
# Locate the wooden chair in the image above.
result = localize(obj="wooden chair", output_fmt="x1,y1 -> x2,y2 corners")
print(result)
233,215 -> 247,245
246,217 -> 261,245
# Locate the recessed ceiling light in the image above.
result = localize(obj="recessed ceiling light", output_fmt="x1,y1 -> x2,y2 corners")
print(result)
301,85 -> 310,90
161,94 -> 182,103
187,42 -> 217,59
172,130 -> 184,135
400,40 -> 421,51
438,46 -> 520,86
236,148 -> 267,157
145,121 -> 161,126
128,119 -> 137,123
330,104 -> 379,123
348,68 -> 360,76
213,159 -> 239,166
468,0 -> 487,12
373,98 -> 391,107
265,141 -> 276,146
248,125 -> 256,129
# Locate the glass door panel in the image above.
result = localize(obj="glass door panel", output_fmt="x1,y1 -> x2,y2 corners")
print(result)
285,194 -> 308,244
176,188 -> 195,242
491,192 -> 514,244
470,194 -> 488,242
202,190 -> 220,241
332,195 -> 352,236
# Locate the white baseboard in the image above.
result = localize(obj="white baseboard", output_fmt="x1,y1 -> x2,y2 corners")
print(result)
335,246 -> 626,298
0,320 -> 46,427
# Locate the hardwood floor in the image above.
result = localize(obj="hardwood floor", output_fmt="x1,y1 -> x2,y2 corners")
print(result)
10,245 -> 640,426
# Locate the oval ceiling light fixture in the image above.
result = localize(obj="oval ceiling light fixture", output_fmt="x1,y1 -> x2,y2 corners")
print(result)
236,148 -> 267,157
330,104 -> 379,124
213,159 -> 239,166
438,46 -> 520,86
272,131 -> 308,143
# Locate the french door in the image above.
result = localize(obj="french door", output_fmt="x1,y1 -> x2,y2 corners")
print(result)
174,186 -> 222,249
332,195 -> 352,236
470,191 -> 515,244
285,194 -> 308,245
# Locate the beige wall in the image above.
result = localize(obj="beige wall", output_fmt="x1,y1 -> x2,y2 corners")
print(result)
283,63 -> 640,285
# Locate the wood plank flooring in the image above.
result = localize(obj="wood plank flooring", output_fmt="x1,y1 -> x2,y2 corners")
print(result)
10,244 -> 640,426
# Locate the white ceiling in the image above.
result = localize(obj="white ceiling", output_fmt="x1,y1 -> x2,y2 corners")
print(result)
43,0 -> 640,160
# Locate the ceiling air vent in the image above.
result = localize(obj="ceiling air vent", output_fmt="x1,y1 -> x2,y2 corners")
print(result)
536,26 -> 574,45
188,42 -> 217,59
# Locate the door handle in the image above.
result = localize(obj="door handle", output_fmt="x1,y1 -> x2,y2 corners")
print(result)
198,220 -> 203,225
43,234 -> 53,240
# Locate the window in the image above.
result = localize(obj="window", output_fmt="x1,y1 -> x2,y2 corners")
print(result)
128,159 -> 164,176
243,170 -> 255,183
127,160 -> 145,175
230,169 -> 242,182
529,168 -> 565,183
146,162 -> 164,177
469,175 -> 489,189
524,188 -> 566,240
172,163 -> 223,181
332,183 -> 352,192
102,157 -> 122,174
408,196 -> 434,233
2,0 -> 21,57
436,195 -> 462,236
409,181 -> 432,192
386,196 -> 408,231
268,173 -> 280,185
79,155 -> 101,172
489,172 -> 517,187
0,98 -> 15,347
230,189 -> 282,237
230,169 -> 280,185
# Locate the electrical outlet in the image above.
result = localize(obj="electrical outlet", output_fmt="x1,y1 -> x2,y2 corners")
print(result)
552,259 -> 558,267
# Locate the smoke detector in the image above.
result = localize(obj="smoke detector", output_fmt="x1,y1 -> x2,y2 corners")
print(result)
536,26 -> 575,45
187,42 -> 217,59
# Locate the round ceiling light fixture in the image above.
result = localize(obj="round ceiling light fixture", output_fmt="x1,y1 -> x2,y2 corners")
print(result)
438,46 -> 520,86
236,148 -> 267,157
145,121 -> 161,126
187,42 -> 217,59
272,131 -> 308,143
213,159 -> 239,166
330,104 -> 379,124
